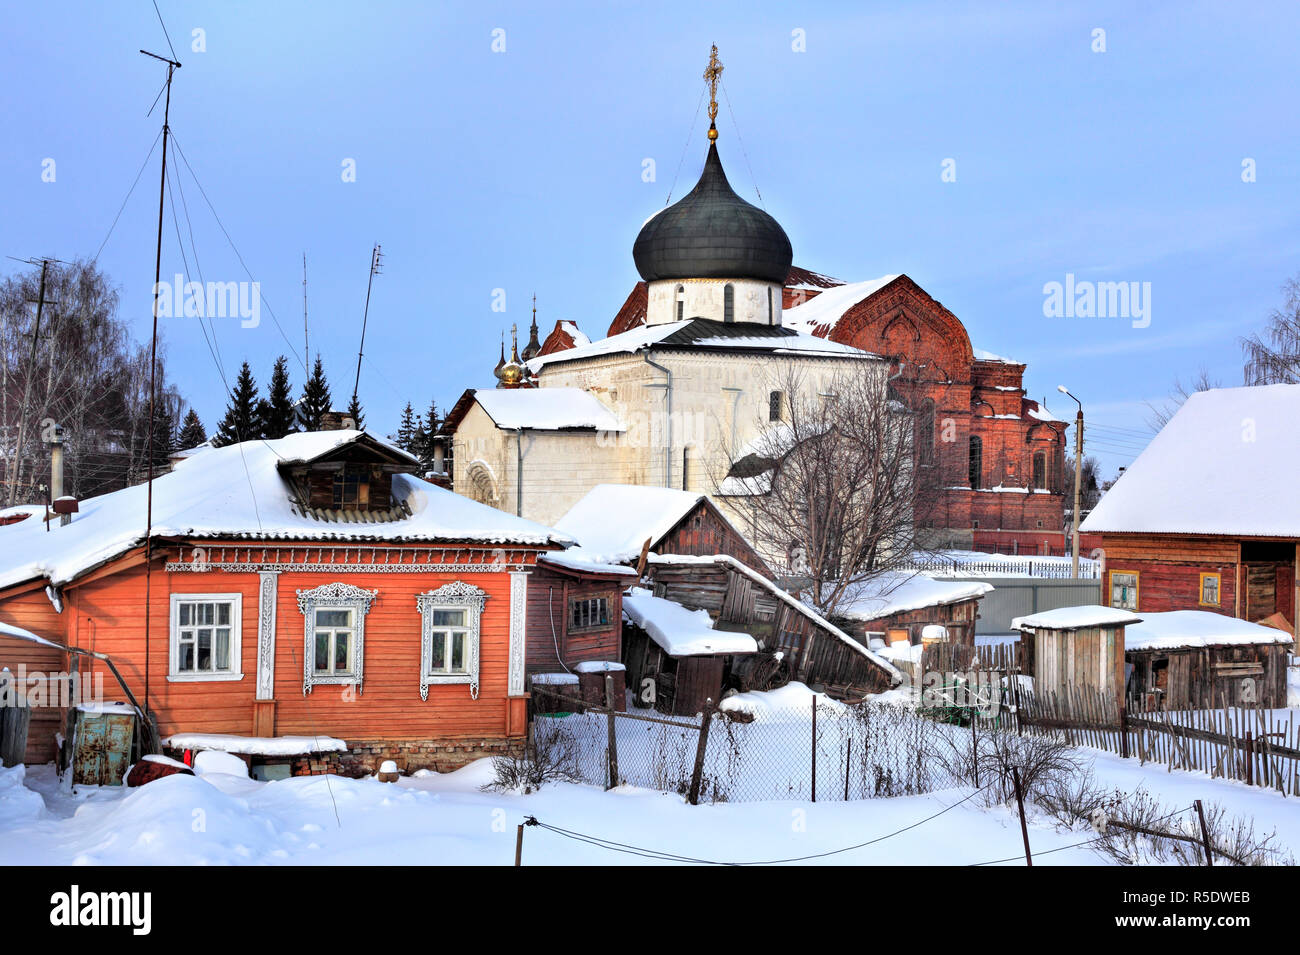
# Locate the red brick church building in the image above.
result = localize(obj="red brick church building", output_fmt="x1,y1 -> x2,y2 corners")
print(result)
541,268 -> 1071,555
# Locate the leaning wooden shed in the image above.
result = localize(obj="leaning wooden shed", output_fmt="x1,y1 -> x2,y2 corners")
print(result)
620,587 -> 758,716
1121,610 -> 1292,709
645,555 -> 901,698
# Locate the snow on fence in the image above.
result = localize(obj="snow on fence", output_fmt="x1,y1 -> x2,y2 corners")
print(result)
902,557 -> 1101,579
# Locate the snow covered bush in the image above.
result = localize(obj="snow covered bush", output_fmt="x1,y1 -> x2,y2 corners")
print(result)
484,717 -> 582,794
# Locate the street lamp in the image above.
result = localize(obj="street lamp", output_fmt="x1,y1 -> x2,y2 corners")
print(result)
1058,385 -> 1084,579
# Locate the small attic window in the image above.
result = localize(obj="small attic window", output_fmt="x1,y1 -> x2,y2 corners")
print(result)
333,468 -> 362,508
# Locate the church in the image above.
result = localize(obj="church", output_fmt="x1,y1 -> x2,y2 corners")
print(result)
444,50 -> 1069,555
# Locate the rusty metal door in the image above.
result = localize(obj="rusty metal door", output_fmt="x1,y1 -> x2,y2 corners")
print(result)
72,711 -> 135,786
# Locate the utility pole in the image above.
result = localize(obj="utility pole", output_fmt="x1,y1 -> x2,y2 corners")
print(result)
6,257 -> 56,507
141,47 -> 181,727
1058,385 -> 1084,578
352,243 -> 383,406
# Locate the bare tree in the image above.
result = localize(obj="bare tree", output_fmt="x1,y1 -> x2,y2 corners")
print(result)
0,259 -> 186,505
1242,274 -> 1300,385
1145,366 -> 1221,430
713,365 -> 939,616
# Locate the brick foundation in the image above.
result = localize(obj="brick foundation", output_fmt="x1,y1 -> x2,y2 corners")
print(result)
164,736 -> 525,780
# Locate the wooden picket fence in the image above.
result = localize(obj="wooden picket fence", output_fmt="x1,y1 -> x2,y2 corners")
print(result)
1013,683 -> 1300,796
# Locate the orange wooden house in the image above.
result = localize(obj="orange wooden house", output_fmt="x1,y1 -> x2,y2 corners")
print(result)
0,430 -> 572,776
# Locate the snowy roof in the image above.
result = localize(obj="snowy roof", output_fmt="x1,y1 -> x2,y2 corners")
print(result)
1123,611 -> 1293,651
538,549 -> 639,577
1081,384 -> 1300,537
553,484 -> 710,563
527,318 -> 873,372
648,554 -> 903,683
782,276 -> 902,336
473,387 -> 624,432
1013,606 -> 1141,631
162,733 -> 347,755
834,572 -> 993,621
622,587 -> 758,656
0,430 -> 572,591
972,348 -> 1021,364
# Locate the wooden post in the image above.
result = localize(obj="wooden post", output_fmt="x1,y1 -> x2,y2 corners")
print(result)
514,823 -> 525,866
844,737 -> 851,801
1194,799 -> 1213,866
1245,731 -> 1254,787
811,696 -> 818,803
687,699 -> 714,805
605,675 -> 619,790
1012,766 -> 1032,866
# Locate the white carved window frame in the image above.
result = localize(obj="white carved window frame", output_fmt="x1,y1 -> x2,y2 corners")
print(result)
168,592 -> 243,682
417,581 -> 487,700
297,582 -> 378,695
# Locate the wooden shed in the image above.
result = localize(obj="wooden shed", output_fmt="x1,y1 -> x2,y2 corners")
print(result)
620,586 -> 758,716
830,572 -> 991,651
525,552 -> 635,677
645,555 -> 900,699
1121,610 -> 1293,710
1012,605 -> 1138,703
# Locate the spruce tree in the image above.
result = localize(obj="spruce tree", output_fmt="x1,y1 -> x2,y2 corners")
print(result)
214,362 -> 261,447
419,398 -> 441,473
176,408 -> 208,449
396,402 -> 416,451
263,356 -> 298,438
345,393 -> 365,431
299,354 -> 332,431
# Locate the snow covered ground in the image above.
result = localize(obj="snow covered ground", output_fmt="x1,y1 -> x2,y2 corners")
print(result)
1,737 -> 1294,865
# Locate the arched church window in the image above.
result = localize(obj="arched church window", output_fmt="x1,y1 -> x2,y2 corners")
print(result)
1032,451 -> 1046,490
968,436 -> 983,489
916,398 -> 935,465
676,285 -> 685,322
723,284 -> 734,323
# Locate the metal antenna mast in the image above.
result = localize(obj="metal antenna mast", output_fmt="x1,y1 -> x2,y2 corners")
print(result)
352,243 -> 383,405
140,46 -> 180,727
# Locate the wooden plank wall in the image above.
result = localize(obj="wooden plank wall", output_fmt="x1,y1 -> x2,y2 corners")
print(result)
0,588 -> 70,763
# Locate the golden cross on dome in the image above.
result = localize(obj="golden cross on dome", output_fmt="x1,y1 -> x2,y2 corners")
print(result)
704,44 -> 723,140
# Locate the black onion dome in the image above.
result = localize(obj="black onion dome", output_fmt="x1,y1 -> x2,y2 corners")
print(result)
633,142 -> 792,284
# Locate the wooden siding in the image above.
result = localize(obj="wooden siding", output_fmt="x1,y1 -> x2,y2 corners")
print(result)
525,563 -> 621,675
1032,626 -> 1122,699
0,541 -> 547,756
1127,643 -> 1290,710
0,588 -> 70,763
655,501 -> 772,576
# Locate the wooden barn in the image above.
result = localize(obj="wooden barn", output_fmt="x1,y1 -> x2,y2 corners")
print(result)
644,554 -> 901,702
1012,606 -> 1137,704
0,430 -> 572,777
1081,384 -> 1299,636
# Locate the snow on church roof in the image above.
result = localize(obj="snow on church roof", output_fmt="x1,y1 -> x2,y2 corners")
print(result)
473,387 -> 624,432
0,430 -> 572,591
1081,383 -> 1300,537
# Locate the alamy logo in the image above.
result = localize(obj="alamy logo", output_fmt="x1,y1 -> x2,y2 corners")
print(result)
152,274 -> 261,328
1042,273 -> 1151,328
49,885 -> 151,935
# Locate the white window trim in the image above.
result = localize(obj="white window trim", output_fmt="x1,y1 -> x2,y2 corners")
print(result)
168,592 -> 244,682
417,581 -> 487,700
297,582 -> 378,695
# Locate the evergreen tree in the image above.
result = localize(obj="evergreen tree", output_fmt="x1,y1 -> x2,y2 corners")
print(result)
298,354 -> 332,431
263,356 -> 298,438
411,419 -> 429,473
214,362 -> 261,447
345,393 -> 365,431
396,403 -> 416,451
176,408 -> 208,449
419,398 -> 441,473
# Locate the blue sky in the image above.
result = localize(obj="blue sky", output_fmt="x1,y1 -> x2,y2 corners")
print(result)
3,1 -> 1297,476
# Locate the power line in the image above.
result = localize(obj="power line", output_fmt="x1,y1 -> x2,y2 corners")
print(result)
92,127 -> 163,262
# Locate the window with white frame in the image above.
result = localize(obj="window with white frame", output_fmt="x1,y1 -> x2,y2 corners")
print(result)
297,582 -> 377,694
169,594 -> 243,681
417,581 -> 487,700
